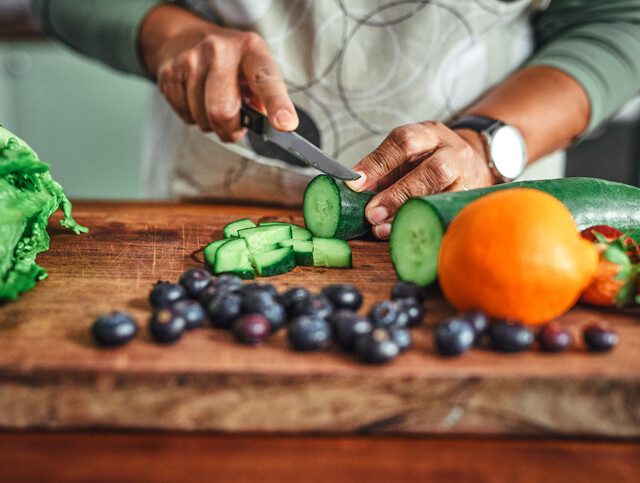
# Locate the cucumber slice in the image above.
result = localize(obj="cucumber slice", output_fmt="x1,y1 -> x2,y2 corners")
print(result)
312,237 -> 352,268
303,175 -> 374,240
252,247 -> 296,277
223,218 -> 256,238
279,239 -> 313,266
203,239 -> 230,271
390,199 -> 444,287
260,222 -> 312,241
213,238 -> 255,279
239,224 -> 293,253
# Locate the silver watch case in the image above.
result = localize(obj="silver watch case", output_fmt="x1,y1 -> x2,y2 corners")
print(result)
481,123 -> 527,183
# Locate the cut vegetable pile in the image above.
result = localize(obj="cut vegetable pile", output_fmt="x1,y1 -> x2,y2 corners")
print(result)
205,219 -> 352,278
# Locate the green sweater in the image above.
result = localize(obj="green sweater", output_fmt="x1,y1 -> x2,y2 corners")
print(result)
32,0 -> 640,134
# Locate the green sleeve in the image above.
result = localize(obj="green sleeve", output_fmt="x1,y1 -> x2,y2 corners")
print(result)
31,0 -> 163,77
527,0 -> 640,135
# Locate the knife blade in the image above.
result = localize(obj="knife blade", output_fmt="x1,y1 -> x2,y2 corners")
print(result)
240,103 -> 360,181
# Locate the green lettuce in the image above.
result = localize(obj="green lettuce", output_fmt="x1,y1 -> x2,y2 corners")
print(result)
0,125 -> 87,301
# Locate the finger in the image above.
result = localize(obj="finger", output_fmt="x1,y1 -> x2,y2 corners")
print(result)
157,62 -> 194,124
345,122 -> 443,193
181,52 -> 211,132
240,33 -> 298,131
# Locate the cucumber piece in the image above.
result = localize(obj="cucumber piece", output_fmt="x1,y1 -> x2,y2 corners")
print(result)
252,247 -> 296,277
303,175 -> 375,240
260,222 -> 312,241
203,239 -> 230,271
279,239 -> 314,266
238,224 -> 292,253
213,238 -> 255,279
223,218 -> 256,238
312,237 -> 352,268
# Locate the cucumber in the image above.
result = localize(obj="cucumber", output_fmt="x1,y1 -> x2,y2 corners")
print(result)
238,224 -> 293,253
252,246 -> 296,276
203,239 -> 230,271
213,238 -> 255,279
391,177 -> 640,287
303,175 -> 375,240
223,218 -> 256,238
260,222 -> 312,241
312,237 -> 352,268
279,239 -> 314,266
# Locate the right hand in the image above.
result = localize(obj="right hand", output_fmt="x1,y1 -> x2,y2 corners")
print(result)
140,5 -> 298,142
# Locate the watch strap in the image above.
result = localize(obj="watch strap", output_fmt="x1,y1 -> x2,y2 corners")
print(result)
448,115 -> 505,134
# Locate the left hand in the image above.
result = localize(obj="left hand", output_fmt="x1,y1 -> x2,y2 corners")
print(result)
345,122 -> 495,239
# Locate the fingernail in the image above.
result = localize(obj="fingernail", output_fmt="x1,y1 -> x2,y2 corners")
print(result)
275,110 -> 294,128
368,205 -> 388,225
374,223 -> 392,239
345,171 -> 367,192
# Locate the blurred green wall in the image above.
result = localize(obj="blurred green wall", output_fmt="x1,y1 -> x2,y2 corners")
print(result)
0,40 -> 152,199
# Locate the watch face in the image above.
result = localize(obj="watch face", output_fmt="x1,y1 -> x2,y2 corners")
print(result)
489,125 -> 527,181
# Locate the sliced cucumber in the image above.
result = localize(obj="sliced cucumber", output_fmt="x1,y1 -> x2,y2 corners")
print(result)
203,239 -> 230,271
279,239 -> 314,266
303,174 -> 375,240
213,238 -> 255,279
223,218 -> 256,238
312,237 -> 352,268
252,246 -> 296,277
389,199 -> 443,287
260,222 -> 312,241
238,224 -> 293,253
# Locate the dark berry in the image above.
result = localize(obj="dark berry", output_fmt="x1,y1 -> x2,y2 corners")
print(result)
355,328 -> 400,364
368,301 -> 402,328
321,284 -> 363,311
198,285 -> 223,307
278,287 -> 311,316
389,326 -> 412,352
241,293 -> 286,333
538,323 -> 573,353
290,294 -> 333,319
206,293 -> 242,329
149,308 -> 187,343
241,282 -> 278,298
396,298 -> 424,327
233,314 -> 271,345
583,324 -> 618,353
91,311 -> 138,347
179,268 -> 211,299
171,299 -> 206,330
288,315 -> 333,351
465,311 -> 489,339
329,310 -> 372,352
434,317 -> 475,356
149,281 -> 186,308
390,281 -> 426,303
211,274 -> 244,292
489,320 -> 534,353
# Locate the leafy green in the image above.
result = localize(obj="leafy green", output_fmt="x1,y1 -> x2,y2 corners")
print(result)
0,125 -> 87,301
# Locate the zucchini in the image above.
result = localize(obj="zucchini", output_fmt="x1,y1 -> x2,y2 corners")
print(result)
391,177 -> 640,287
260,222 -> 312,241
223,218 -> 256,238
238,224 -> 292,253
279,239 -> 314,266
213,238 -> 255,279
312,237 -> 352,268
252,246 -> 296,276
203,239 -> 230,271
303,175 -> 375,240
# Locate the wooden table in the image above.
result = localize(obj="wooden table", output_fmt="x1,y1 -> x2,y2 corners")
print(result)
1,201 -> 639,480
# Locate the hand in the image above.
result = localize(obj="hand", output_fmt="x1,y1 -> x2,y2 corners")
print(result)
345,122 -> 494,239
140,5 -> 298,141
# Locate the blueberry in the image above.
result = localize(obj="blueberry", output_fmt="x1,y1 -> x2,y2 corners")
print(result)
91,311 -> 138,347
434,317 -> 475,356
290,294 -> 333,319
171,299 -> 206,330
389,326 -> 412,352
288,315 -> 333,351
368,301 -> 402,328
233,314 -> 271,345
396,298 -> 424,327
241,282 -> 278,298
179,268 -> 211,299
465,311 -> 489,339
355,328 -> 400,364
149,281 -> 186,308
198,285 -> 223,307
278,287 -> 311,316
583,324 -> 618,353
489,320 -> 534,353
538,323 -> 573,353
329,310 -> 372,352
211,274 -> 244,292
206,292 -> 242,329
321,284 -> 363,311
241,293 -> 286,333
390,281 -> 426,303
149,308 -> 187,343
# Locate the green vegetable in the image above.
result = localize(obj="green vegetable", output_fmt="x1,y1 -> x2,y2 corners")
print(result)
252,246 -> 296,276
0,125 -> 87,301
213,238 -> 255,279
238,224 -> 293,253
278,239 -> 313,266
223,218 -> 256,238
312,237 -> 352,268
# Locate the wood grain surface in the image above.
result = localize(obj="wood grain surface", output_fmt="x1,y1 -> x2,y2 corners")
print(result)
1,201 -> 639,437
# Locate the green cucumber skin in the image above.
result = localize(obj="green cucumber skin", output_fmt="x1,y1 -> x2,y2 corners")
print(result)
279,239 -> 313,266
223,218 -> 256,238
256,248 -> 296,277
203,239 -> 230,271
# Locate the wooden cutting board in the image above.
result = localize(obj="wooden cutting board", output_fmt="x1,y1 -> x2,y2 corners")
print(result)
1,201 -> 638,437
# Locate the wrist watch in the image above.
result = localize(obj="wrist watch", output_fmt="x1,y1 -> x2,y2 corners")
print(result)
449,115 -> 527,183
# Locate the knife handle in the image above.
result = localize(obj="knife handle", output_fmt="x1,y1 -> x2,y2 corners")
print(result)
240,103 -> 269,135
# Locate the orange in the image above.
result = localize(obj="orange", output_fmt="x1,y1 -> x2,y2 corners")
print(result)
438,188 -> 598,325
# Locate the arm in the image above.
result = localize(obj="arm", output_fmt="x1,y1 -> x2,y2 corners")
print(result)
346,0 -> 640,238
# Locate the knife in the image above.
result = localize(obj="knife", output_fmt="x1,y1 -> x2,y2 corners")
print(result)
240,103 -> 361,181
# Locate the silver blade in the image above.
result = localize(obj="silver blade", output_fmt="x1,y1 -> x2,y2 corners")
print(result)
263,126 -> 360,181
